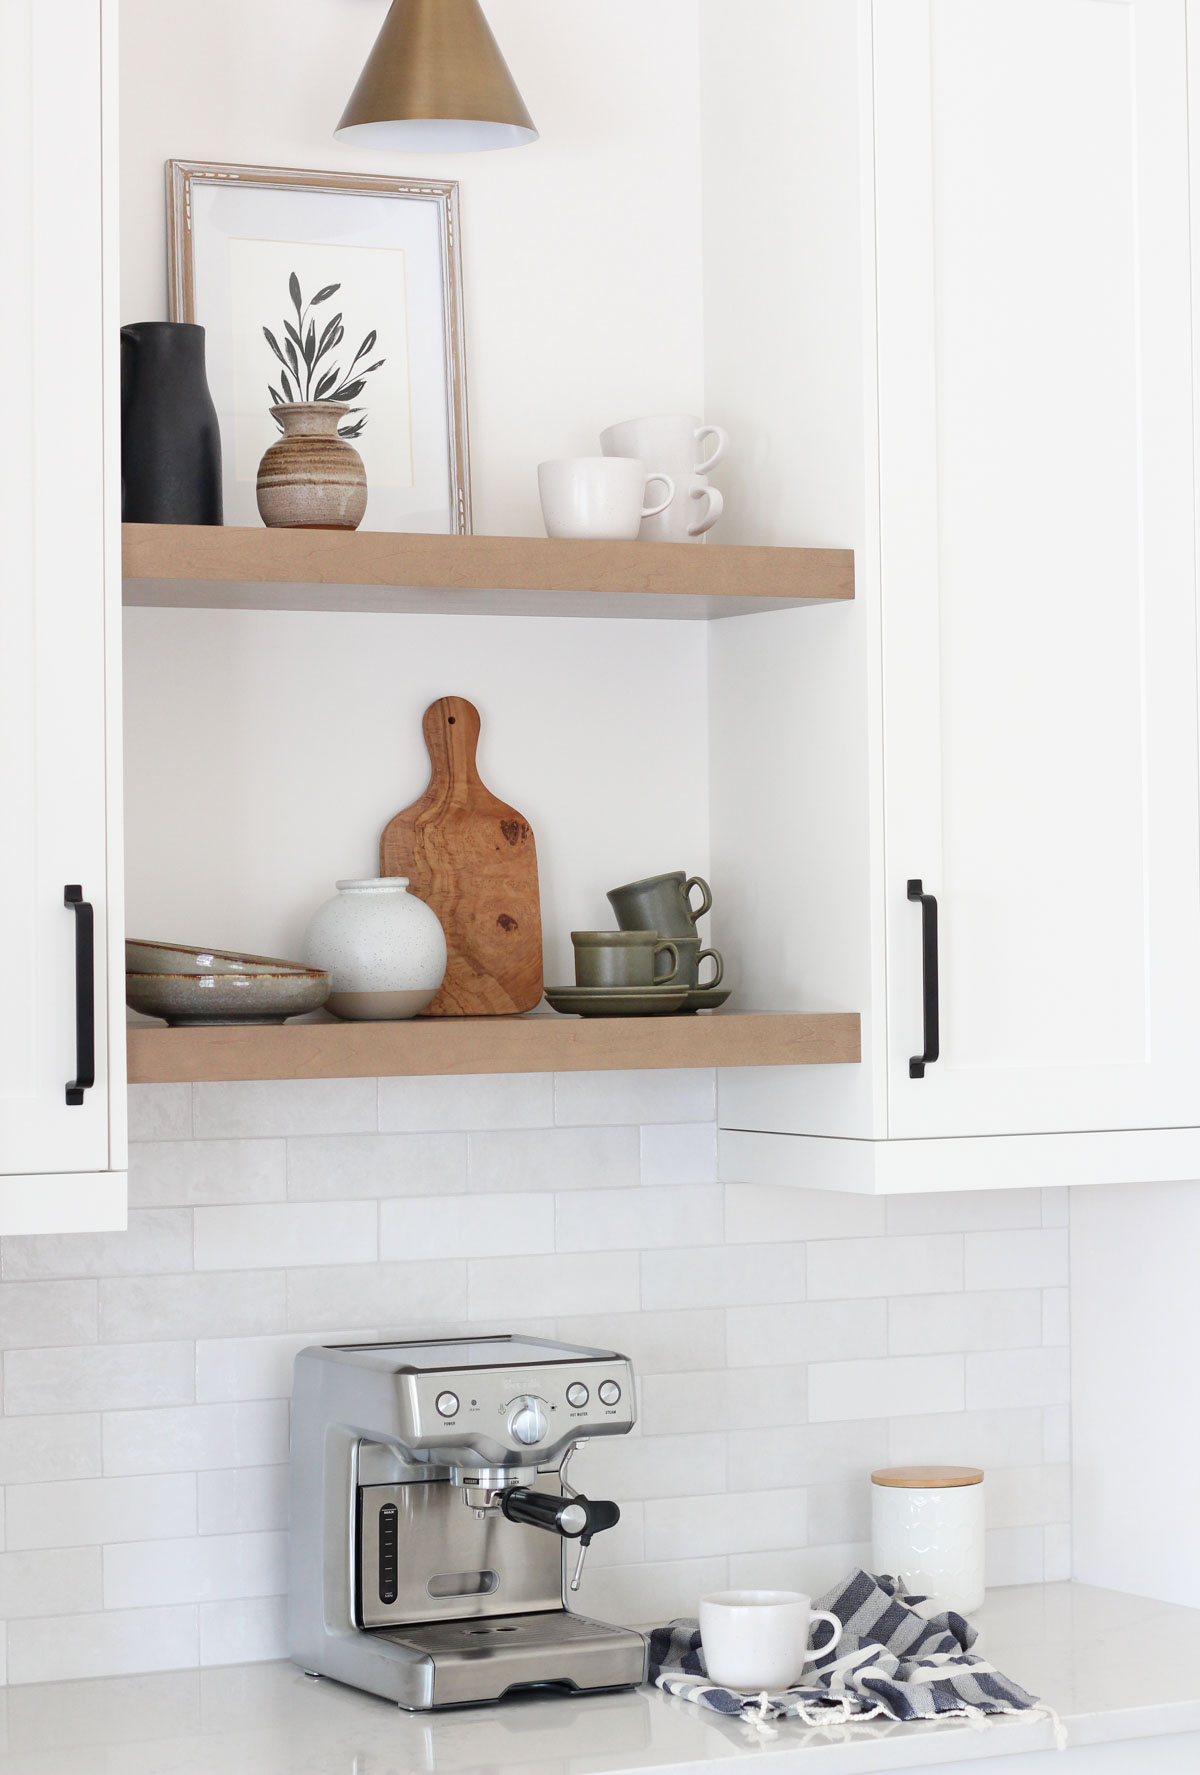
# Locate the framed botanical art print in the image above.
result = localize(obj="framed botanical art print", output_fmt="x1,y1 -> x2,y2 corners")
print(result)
167,161 -> 471,533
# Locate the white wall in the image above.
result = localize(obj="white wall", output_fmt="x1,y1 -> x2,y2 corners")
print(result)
119,0 -> 712,969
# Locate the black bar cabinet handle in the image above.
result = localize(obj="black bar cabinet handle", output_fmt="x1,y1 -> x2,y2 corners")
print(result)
907,879 -> 939,1078
64,885 -> 95,1106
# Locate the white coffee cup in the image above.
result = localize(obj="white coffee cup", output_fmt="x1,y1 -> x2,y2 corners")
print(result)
699,1589 -> 843,1692
600,414 -> 728,478
537,457 -> 674,541
600,416 -> 728,544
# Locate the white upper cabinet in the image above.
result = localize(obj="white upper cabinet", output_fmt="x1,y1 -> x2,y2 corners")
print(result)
705,0 -> 1200,1189
0,0 -> 125,1229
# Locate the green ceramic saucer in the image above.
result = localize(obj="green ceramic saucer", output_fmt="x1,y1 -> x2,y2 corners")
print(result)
673,986 -> 732,1014
544,985 -> 689,1018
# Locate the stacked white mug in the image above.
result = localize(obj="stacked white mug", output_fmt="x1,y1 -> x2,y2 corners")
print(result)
600,414 -> 727,543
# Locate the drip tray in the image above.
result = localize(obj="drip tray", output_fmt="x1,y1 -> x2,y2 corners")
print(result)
373,1610 -> 646,1707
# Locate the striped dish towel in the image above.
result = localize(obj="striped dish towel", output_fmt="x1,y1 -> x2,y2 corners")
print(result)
648,1570 -> 1064,1744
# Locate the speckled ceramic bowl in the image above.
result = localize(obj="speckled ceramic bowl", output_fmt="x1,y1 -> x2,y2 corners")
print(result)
126,941 -> 331,1026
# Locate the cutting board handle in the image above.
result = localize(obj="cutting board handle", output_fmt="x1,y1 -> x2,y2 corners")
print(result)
422,695 -> 482,797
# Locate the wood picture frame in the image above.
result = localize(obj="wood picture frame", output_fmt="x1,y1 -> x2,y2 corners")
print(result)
166,159 -> 472,534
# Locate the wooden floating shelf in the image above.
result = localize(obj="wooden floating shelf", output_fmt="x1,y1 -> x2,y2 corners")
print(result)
122,525 -> 854,621
126,1011 -> 860,1084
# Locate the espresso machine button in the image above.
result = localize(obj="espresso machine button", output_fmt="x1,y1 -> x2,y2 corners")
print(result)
566,1382 -> 589,1408
508,1396 -> 548,1445
435,1391 -> 459,1418
598,1379 -> 621,1406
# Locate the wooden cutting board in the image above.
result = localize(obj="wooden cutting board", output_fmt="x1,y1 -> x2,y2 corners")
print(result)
380,696 -> 543,1016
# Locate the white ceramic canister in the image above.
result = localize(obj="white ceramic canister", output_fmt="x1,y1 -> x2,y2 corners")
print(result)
870,1465 -> 986,1615
303,878 -> 447,1020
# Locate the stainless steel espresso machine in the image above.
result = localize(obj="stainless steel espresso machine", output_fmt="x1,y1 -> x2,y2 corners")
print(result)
288,1334 -> 648,1709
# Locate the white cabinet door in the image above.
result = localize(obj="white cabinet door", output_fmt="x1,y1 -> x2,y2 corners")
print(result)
876,0 -> 1200,1138
0,0 -> 121,1185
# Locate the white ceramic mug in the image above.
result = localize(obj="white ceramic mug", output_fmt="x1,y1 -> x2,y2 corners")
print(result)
600,413 -> 728,478
642,474 -> 724,543
699,1590 -> 843,1692
537,457 -> 674,541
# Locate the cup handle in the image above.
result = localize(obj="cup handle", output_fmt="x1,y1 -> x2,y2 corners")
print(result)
686,484 -> 724,537
684,876 -> 712,922
695,424 -> 728,475
801,1612 -> 843,1665
653,940 -> 679,985
641,473 -> 675,520
698,947 -> 723,989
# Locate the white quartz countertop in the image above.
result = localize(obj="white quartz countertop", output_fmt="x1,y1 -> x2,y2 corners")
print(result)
0,1584 -> 1195,1774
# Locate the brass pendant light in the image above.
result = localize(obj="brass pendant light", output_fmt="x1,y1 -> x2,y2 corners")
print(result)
336,0 -> 538,153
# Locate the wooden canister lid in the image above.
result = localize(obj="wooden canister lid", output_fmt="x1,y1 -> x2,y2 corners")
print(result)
871,1465 -> 984,1488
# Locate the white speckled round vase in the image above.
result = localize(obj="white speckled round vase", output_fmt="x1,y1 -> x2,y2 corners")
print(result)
871,1466 -> 986,1616
303,878 -> 447,1020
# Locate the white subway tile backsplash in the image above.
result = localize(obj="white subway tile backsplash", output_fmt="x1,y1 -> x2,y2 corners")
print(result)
467,1126 -> 639,1193
127,1084 -> 191,1143
7,1606 -> 199,1684
965,1347 -> 1070,1411
379,1073 -> 553,1132
809,1355 -> 964,1423
808,1235 -> 963,1301
1042,1288 -> 1070,1347
381,1192 -> 554,1262
640,1244 -> 806,1311
0,1281 -> 98,1348
644,1487 -> 806,1561
554,1069 -> 715,1126
6,1476 -> 197,1549
639,1123 -> 717,1185
194,1202 -> 377,1271
198,1466 -> 289,1536
807,1480 -> 873,1547
885,1191 -> 1043,1235
985,1525 -> 1045,1587
640,1367 -> 805,1436
726,1300 -> 886,1368
888,1290 -> 1042,1356
553,1310 -> 724,1375
468,1253 -> 639,1321
986,1464 -> 1071,1529
888,1407 -> 1048,1472
287,1132 -> 467,1199
725,1186 -> 886,1245
1,1211 -> 193,1281
193,1078 -> 376,1139
556,1186 -> 723,1253
0,1068 -> 1080,1686
0,1549 -> 102,1621
103,1531 -> 287,1609
102,1403 -> 289,1476
129,1139 -> 286,1208
199,1594 -> 288,1667
728,1421 -> 889,1493
964,1230 -> 1068,1292
0,1416 -> 101,1485
286,1262 -> 466,1332
5,1342 -> 194,1416
99,1271 -> 287,1343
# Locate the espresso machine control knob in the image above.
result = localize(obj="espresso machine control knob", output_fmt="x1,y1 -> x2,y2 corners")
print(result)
508,1396 -> 548,1446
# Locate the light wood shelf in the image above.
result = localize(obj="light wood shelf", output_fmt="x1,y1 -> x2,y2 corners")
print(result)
122,525 -> 854,620
126,1010 -> 860,1083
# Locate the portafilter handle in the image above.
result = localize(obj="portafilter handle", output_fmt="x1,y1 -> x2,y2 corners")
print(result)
499,1487 -> 621,1591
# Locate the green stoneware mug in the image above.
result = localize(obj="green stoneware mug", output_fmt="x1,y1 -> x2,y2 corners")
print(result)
606,871 -> 713,939
670,936 -> 723,989
572,930 -> 680,989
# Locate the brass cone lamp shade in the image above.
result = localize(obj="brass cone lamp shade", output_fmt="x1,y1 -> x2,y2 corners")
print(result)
336,0 -> 538,153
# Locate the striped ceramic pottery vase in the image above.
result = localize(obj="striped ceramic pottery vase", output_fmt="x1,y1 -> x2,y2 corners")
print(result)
256,401 -> 368,530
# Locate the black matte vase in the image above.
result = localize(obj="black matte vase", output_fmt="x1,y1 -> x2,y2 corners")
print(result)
121,322 -> 223,524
